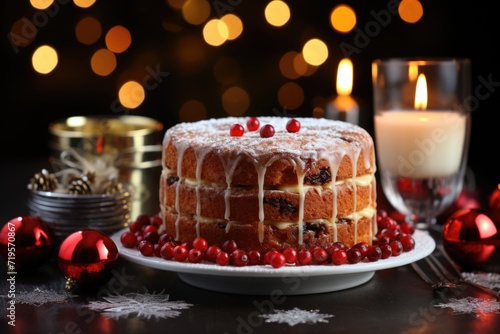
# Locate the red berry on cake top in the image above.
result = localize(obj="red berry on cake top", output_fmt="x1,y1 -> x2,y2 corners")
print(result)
260,124 -> 275,138
246,117 -> 260,131
286,118 -> 301,133
230,123 -> 244,137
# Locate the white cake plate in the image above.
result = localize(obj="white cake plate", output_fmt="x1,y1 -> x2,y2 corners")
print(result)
111,229 -> 435,295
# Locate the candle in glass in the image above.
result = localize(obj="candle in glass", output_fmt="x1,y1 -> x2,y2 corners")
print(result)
373,58 -> 471,229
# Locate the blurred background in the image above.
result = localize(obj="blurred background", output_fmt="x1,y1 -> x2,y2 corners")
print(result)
1,0 -> 499,204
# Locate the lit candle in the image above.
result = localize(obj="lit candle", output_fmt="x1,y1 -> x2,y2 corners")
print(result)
374,74 -> 468,178
325,58 -> 359,124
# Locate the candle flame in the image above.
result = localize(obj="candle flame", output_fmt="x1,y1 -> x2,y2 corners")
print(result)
415,73 -> 427,110
336,58 -> 353,96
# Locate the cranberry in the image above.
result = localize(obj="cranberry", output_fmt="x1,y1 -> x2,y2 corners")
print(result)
347,247 -> 363,264
246,117 -> 260,131
192,237 -> 208,251
270,252 -> 286,268
399,221 -> 415,235
400,235 -> 416,252
153,244 -> 162,257
205,245 -> 221,262
136,214 -> 151,227
160,242 -> 176,260
143,231 -> 159,244
378,216 -> 397,230
377,234 -> 391,245
389,240 -> 403,257
230,124 -> 244,137
331,249 -> 347,265
352,242 -> 369,259
297,249 -> 312,265
376,209 -> 388,221
366,245 -> 382,262
173,245 -> 188,261
379,244 -> 392,259
143,224 -> 158,235
129,221 -> 142,234
188,248 -> 204,263
260,124 -> 275,138
158,233 -> 175,246
181,241 -> 192,250
120,231 -> 137,248
312,247 -> 329,264
264,250 -> 279,264
150,215 -> 163,227
231,250 -> 249,266
222,239 -> 238,253
247,250 -> 262,265
138,240 -> 154,256
283,247 -> 298,264
216,251 -> 230,266
286,118 -> 301,133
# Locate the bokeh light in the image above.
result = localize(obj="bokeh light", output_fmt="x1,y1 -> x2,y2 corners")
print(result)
277,82 -> 304,110
118,81 -> 145,109
73,0 -> 97,8
203,19 -> 228,46
302,38 -> 328,66
221,14 -> 243,40
9,19 -> 37,47
182,0 -> 211,25
279,51 -> 301,79
399,0 -> 423,23
91,48 -> 117,76
75,16 -> 102,45
179,100 -> 208,122
32,45 -> 58,74
222,86 -> 250,116
265,0 -> 290,27
105,25 -> 132,54
30,0 -> 53,10
330,5 -> 357,33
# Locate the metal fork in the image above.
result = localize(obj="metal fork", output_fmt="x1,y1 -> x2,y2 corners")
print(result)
411,251 -> 500,300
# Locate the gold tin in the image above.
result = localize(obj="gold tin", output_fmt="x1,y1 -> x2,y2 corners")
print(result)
49,115 -> 164,221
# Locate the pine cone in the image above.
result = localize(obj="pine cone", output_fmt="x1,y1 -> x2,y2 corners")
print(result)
68,177 -> 92,195
28,169 -> 58,192
101,178 -> 123,195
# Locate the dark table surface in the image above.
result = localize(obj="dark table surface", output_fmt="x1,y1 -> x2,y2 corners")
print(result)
1,159 -> 499,334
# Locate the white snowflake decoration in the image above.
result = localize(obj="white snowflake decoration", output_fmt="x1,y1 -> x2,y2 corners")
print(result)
462,272 -> 500,290
1,288 -> 74,307
434,297 -> 500,316
86,291 -> 193,320
259,307 -> 333,326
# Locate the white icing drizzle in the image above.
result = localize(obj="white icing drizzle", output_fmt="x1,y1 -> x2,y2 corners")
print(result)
222,155 -> 242,221
194,149 -> 210,236
173,143 -> 188,240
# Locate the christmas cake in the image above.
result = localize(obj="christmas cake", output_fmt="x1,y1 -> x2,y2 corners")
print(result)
159,116 -> 377,253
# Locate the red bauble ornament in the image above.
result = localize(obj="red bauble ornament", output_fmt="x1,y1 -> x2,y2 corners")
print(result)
0,216 -> 54,271
442,208 -> 500,268
58,229 -> 119,290
488,184 -> 500,224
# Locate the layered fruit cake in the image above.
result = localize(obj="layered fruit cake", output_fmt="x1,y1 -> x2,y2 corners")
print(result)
159,116 -> 377,254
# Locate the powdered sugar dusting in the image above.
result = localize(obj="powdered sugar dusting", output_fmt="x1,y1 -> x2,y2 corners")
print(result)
163,117 -> 373,164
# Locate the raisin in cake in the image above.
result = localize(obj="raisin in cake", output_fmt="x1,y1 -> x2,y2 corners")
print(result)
159,116 -> 377,254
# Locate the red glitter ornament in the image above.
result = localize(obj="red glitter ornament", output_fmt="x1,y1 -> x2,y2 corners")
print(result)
442,208 -> 500,268
0,216 -> 54,271
58,229 -> 119,290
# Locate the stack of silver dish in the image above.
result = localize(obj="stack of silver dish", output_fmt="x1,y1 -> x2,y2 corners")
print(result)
28,188 -> 131,243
